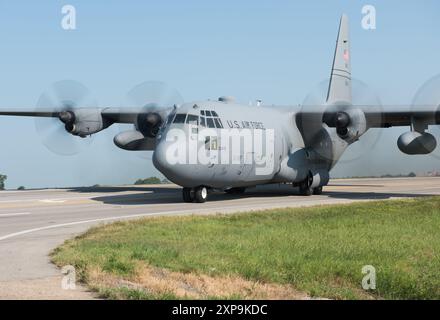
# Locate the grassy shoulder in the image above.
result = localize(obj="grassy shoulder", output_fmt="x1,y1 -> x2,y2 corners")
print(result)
52,197 -> 440,300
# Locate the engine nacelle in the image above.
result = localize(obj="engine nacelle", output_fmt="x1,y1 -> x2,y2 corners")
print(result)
135,112 -> 163,138
323,107 -> 367,143
335,108 -> 367,143
397,131 -> 437,155
60,109 -> 109,137
114,130 -> 156,150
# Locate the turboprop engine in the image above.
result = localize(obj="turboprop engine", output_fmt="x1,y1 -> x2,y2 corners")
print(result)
323,107 -> 367,143
113,110 -> 164,151
135,112 -> 163,138
59,109 -> 110,137
397,131 -> 437,155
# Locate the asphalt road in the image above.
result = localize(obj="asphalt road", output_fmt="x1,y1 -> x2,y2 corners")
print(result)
1,177 -> 440,299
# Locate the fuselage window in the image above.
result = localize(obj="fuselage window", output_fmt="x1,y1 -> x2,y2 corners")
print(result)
211,136 -> 218,150
173,113 -> 187,123
201,110 -> 205,116
207,118 -> 215,128
211,111 -> 219,117
186,114 -> 199,125
205,110 -> 212,117
200,117 -> 206,127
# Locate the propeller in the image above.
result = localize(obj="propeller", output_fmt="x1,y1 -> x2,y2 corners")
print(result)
411,73 -> 440,160
300,78 -> 383,164
35,80 -> 97,156
117,81 -> 184,159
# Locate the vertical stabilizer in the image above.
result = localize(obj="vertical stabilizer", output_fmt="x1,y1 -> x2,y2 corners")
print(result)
326,14 -> 351,105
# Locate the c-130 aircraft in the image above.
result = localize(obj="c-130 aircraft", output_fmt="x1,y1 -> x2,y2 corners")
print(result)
1,14 -> 439,203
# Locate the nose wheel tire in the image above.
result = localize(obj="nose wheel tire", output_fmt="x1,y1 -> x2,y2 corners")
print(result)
182,187 -> 194,203
194,186 -> 208,203
183,186 -> 208,203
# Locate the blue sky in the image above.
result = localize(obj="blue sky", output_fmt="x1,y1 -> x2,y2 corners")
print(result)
0,0 -> 440,188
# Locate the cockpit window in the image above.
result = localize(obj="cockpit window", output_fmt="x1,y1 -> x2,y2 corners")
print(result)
207,118 -> 215,128
186,114 -> 198,125
166,112 -> 176,125
199,110 -> 223,128
173,113 -> 187,123
213,118 -> 223,128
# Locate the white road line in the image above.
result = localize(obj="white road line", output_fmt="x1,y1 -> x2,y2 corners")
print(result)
0,192 -> 154,204
0,209 -> 198,241
0,212 -> 31,218
0,195 -> 404,242
39,199 -> 66,203
0,203 -> 278,242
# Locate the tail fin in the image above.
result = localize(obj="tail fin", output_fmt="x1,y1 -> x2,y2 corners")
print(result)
326,14 -> 351,105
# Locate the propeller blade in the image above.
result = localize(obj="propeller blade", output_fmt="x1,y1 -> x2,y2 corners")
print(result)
300,78 -> 383,164
114,81 -> 184,160
34,80 -> 97,156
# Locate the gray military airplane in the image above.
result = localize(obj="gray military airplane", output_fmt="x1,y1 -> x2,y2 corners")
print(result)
1,14 -> 439,203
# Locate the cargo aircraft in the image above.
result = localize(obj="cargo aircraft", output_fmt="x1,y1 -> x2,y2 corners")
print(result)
1,15 -> 439,202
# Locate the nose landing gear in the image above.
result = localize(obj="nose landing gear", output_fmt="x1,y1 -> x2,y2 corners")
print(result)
182,186 -> 208,203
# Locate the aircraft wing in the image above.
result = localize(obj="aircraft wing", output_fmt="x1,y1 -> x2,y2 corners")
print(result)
0,109 -> 60,117
0,106 -> 173,124
297,105 -> 440,129
362,105 -> 440,128
0,106 -> 173,153
101,107 -> 172,123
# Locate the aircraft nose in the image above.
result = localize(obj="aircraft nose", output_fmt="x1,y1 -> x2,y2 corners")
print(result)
152,141 -> 173,174
153,139 -> 200,187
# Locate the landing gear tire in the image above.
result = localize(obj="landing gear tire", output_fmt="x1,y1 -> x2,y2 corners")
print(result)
182,187 -> 194,203
299,184 -> 313,196
225,187 -> 246,195
298,176 -> 314,196
194,186 -> 208,203
313,186 -> 323,195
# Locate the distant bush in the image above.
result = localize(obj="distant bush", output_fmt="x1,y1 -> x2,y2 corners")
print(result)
0,174 -> 7,190
17,186 -> 25,190
381,173 -> 417,178
134,177 -> 162,185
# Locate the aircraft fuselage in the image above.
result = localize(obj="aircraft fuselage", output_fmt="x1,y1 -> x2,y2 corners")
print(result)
153,99 -> 347,191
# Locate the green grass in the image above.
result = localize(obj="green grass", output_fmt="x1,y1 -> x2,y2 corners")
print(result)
52,197 -> 440,299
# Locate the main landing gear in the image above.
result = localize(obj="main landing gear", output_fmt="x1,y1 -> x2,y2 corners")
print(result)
182,186 -> 208,203
297,177 -> 323,196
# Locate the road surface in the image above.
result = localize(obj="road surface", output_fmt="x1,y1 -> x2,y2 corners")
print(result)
0,177 -> 439,299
